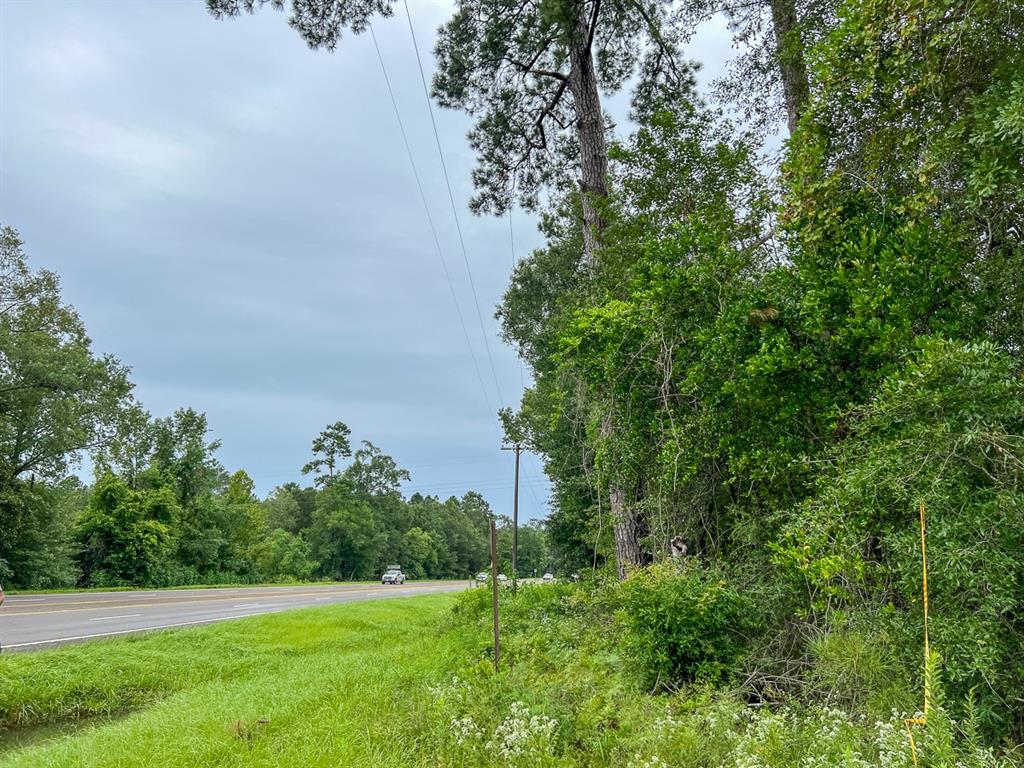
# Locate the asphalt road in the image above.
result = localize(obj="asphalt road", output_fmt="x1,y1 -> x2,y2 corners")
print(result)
0,581 -> 469,651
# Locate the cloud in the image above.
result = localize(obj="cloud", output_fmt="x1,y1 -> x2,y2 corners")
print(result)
54,115 -> 206,197
24,34 -> 113,88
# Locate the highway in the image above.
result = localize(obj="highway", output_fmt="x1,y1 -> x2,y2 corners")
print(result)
0,581 -> 469,651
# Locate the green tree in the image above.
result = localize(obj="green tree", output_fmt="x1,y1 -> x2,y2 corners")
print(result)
94,402 -> 155,489
263,482 -> 316,534
342,441 -> 409,495
76,471 -> 180,586
207,0 -> 695,259
205,0 -> 700,576
253,528 -> 315,581
0,226 -> 131,581
150,408 -> 229,579
219,469 -> 267,574
1,477 -> 85,588
400,526 -> 439,579
307,479 -> 383,579
776,340 -> 1024,733
301,421 -> 352,487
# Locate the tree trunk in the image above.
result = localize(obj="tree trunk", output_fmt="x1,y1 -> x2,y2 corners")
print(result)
567,13 -> 609,267
769,0 -> 810,135
610,483 -> 645,578
567,8 -> 645,579
567,9 -> 646,578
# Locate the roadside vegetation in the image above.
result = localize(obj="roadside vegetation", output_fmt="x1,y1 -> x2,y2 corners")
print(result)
426,580 -> 1021,768
3,584 -> 1019,767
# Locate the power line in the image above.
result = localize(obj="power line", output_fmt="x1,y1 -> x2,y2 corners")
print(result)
401,0 -> 505,408
508,207 -> 546,511
368,23 -> 494,418
246,455 -> 549,479
509,207 -> 526,391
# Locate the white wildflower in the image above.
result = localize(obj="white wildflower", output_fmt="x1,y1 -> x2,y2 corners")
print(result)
450,715 -> 484,746
487,701 -> 559,761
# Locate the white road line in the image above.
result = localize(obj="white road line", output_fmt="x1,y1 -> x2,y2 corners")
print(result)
88,614 -> 142,621
5,612 -> 271,649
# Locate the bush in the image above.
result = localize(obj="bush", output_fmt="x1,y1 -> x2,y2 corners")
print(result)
807,621 -> 913,717
615,561 -> 757,688
775,339 -> 1024,736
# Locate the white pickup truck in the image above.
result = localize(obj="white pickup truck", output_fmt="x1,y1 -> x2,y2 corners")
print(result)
381,566 -> 405,585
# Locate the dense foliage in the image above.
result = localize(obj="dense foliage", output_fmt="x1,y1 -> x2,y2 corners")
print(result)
422,582 -> 1017,768
491,0 -> 1023,748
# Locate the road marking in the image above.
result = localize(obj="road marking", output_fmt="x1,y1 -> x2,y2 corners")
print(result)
1,586 -> 446,617
4,612 -> 272,649
2,586 -> 467,650
88,614 -> 142,621
24,584 -> 390,606
1,583 -> 458,616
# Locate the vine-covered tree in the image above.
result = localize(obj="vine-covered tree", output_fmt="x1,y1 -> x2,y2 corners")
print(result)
206,0 -> 697,576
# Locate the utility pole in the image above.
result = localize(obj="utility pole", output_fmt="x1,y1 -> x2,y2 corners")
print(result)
501,443 -> 523,592
489,517 -> 500,670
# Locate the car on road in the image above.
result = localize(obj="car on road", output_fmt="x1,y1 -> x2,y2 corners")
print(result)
542,573 -> 555,583
496,574 -> 509,584
475,571 -> 489,584
381,566 -> 406,585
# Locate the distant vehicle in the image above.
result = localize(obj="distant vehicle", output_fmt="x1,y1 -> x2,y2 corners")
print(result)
542,573 -> 555,583
475,572 -> 489,583
496,574 -> 509,584
381,566 -> 405,585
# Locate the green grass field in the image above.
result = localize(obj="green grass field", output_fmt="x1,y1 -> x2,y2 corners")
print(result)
0,594 -> 462,767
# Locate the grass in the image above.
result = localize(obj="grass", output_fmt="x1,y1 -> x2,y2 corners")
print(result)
2,584 -> 1018,768
0,594 -> 464,767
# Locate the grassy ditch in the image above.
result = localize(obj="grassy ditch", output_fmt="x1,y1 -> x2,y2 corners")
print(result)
0,594 -> 464,766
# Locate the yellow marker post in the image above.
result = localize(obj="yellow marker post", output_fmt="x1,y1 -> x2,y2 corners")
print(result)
905,500 -> 931,766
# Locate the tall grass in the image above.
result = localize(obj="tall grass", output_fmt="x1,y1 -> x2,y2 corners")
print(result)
0,595 -> 462,766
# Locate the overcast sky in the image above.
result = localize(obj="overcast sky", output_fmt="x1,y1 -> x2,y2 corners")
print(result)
0,0 -> 737,520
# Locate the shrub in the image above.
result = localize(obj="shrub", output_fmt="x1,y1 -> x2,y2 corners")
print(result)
615,561 -> 757,688
775,339 -> 1024,736
807,621 -> 913,717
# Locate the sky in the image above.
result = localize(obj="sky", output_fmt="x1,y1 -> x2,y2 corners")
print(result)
0,0 -> 737,521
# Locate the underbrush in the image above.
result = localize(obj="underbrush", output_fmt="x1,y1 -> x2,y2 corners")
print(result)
419,573 -> 1022,767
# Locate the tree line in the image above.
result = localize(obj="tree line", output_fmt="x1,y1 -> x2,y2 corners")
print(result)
0,237 -> 546,588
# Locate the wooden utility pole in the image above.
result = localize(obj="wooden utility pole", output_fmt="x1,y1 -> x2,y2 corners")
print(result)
489,518 -> 500,670
501,444 -> 523,592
